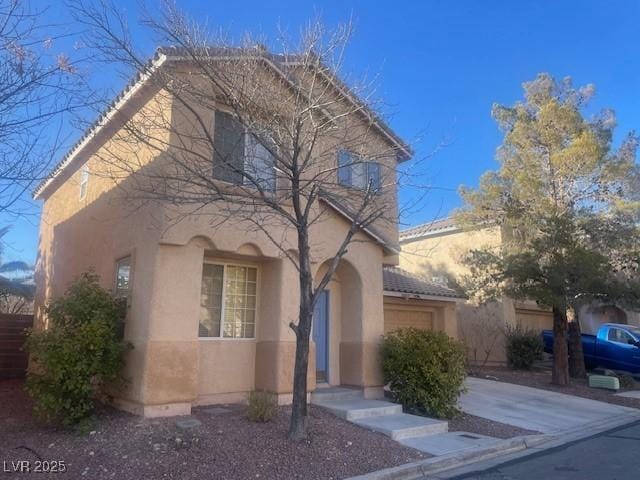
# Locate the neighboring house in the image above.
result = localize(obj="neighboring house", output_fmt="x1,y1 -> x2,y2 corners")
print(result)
32,48 -> 457,417
399,218 -> 553,365
382,266 -> 464,338
399,217 -> 640,365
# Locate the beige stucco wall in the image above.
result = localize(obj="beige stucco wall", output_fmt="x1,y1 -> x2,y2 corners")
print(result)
515,303 -> 553,331
399,227 -> 507,365
398,227 -> 553,366
578,303 -> 640,335
34,69 -> 397,415
457,300 -> 553,366
457,301 -> 510,366
36,183 -> 389,413
399,226 -> 502,281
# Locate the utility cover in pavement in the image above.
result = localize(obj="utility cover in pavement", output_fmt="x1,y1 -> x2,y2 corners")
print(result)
399,431 -> 501,456
176,418 -> 202,429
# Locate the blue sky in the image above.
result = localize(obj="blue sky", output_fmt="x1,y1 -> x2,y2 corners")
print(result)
5,0 -> 639,264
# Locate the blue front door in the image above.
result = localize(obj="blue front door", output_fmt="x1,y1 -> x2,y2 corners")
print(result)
313,290 -> 329,382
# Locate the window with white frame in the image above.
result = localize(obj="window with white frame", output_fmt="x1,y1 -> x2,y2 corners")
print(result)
213,110 -> 276,192
337,150 -> 381,192
199,263 -> 257,339
79,164 -> 90,199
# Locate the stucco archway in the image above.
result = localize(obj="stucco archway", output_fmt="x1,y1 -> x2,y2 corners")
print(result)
313,258 -> 363,386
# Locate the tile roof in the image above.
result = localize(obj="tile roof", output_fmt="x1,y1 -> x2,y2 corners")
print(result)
399,217 -> 460,242
34,46 -> 411,199
383,266 -> 465,299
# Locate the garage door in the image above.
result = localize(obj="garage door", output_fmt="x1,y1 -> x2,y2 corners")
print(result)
384,305 -> 434,334
516,308 -> 553,331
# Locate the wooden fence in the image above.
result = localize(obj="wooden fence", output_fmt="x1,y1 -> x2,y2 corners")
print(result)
0,313 -> 33,379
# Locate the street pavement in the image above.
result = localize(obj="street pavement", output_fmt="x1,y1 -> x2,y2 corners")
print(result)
448,420 -> 640,480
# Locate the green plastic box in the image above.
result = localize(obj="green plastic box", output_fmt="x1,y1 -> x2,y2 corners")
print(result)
588,374 -> 620,391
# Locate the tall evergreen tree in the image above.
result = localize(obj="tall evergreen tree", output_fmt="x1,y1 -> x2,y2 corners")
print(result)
457,74 -> 640,385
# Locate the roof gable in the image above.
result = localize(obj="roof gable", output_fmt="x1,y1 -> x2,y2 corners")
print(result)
34,47 -> 411,200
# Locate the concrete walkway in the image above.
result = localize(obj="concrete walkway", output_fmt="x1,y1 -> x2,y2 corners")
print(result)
311,387 -> 501,457
615,390 -> 640,399
459,377 -> 638,434
345,380 -> 640,480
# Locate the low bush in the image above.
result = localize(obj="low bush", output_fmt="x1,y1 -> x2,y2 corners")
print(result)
247,390 -> 277,422
25,272 -> 129,426
381,328 -> 466,419
505,325 -> 543,370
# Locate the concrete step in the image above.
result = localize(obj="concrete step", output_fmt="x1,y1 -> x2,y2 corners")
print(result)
310,386 -> 363,403
399,431 -> 502,456
313,399 -> 402,421
353,413 -> 448,440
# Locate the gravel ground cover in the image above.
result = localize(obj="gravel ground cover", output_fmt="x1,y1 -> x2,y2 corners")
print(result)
0,380 -> 426,480
469,366 -> 640,410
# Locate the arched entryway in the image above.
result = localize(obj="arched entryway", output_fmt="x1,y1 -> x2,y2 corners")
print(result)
313,258 -> 362,386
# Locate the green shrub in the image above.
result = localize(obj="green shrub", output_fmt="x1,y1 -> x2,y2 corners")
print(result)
25,272 -> 129,426
381,328 -> 466,419
247,390 -> 277,422
505,325 -> 543,370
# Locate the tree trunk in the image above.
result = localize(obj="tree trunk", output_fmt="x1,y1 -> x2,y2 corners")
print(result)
288,230 -> 314,441
288,309 -> 311,440
568,320 -> 587,379
551,304 -> 569,385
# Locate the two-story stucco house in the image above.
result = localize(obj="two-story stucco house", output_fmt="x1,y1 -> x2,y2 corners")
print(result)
32,48 -> 460,417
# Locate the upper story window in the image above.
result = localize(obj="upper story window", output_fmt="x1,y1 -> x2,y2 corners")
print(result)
79,164 -> 90,199
114,256 -> 132,299
337,150 -> 381,192
213,110 -> 276,192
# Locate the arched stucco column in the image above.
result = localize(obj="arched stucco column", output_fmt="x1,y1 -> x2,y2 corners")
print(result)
110,239 -> 161,413
336,244 -> 385,398
136,238 -> 205,416
254,257 -> 316,402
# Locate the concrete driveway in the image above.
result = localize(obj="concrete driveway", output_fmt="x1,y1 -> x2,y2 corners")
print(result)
459,377 -> 640,434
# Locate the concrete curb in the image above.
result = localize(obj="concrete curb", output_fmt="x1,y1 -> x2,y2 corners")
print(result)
517,409 -> 640,451
348,411 -> 640,480
431,413 -> 640,479
345,434 -> 551,480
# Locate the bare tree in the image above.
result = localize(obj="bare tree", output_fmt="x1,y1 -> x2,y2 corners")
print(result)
0,226 -> 34,312
458,303 -> 504,368
68,0 -> 431,440
0,291 -> 33,313
0,0 -> 90,217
